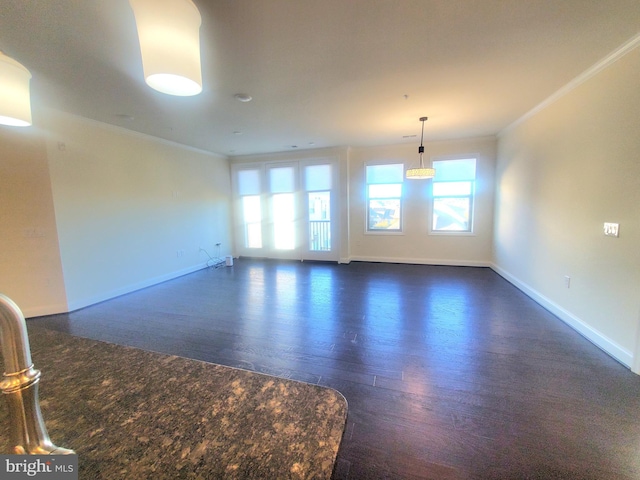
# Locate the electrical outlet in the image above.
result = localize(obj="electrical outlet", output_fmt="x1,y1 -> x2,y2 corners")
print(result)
564,275 -> 571,288
604,222 -> 619,237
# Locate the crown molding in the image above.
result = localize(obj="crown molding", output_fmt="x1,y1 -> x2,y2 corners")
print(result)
500,32 -> 640,136
37,107 -> 228,160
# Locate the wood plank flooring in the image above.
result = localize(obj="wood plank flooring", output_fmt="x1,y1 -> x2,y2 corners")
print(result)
28,259 -> 640,479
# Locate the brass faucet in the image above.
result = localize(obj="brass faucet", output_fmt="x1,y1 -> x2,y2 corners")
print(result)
0,293 -> 74,455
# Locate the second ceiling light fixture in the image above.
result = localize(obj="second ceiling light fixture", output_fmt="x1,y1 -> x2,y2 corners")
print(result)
128,0 -> 203,96
406,116 -> 436,179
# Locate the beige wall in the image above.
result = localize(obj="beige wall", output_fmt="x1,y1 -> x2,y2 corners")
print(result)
494,47 -> 640,367
43,111 -> 233,311
1,110 -> 232,316
349,138 -> 496,265
231,138 -> 496,266
0,127 -> 68,316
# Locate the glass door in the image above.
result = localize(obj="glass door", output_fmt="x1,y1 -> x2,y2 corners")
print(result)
266,163 -> 300,259
232,158 -> 339,262
234,166 -> 265,258
302,162 -> 338,262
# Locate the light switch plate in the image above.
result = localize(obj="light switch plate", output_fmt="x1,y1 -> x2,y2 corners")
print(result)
604,222 -> 619,237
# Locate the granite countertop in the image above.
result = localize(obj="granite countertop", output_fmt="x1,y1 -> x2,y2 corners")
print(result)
0,326 -> 348,479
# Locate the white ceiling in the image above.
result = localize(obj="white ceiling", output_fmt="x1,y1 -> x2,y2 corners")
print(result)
1,1 -> 639,156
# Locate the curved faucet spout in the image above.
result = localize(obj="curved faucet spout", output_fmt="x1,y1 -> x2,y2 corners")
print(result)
0,293 -> 75,455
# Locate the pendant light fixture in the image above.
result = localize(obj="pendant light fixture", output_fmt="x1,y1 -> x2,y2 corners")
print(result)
129,0 -> 203,96
0,51 -> 32,127
406,116 -> 435,179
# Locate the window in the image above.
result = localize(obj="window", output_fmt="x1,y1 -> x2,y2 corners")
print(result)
305,164 -> 332,251
431,158 -> 476,232
237,169 -> 262,248
366,163 -> 403,231
233,159 -> 339,260
242,196 -> 262,248
269,166 -> 296,250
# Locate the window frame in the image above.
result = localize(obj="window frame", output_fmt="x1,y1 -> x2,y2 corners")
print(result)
231,158 -> 340,261
429,157 -> 477,236
234,165 -> 265,249
365,163 -> 405,234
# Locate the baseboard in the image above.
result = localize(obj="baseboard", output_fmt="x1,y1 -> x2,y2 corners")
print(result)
23,303 -> 69,319
348,255 -> 491,267
66,264 -> 208,313
490,263 -> 633,369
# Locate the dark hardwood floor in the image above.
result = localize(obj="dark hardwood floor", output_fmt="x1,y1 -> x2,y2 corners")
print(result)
29,259 -> 640,479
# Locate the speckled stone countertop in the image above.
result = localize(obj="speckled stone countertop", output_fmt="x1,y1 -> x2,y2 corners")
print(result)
0,326 -> 347,479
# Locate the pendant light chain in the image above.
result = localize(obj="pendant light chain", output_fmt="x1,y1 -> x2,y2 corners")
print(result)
419,117 -> 426,168
406,116 -> 435,179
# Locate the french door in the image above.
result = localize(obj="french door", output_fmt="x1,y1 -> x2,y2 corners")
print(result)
232,159 -> 338,261
266,162 -> 299,259
303,163 -> 334,261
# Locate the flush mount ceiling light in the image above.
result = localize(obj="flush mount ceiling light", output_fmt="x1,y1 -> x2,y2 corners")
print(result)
406,116 -> 435,179
234,93 -> 252,102
129,0 -> 202,96
0,51 -> 32,127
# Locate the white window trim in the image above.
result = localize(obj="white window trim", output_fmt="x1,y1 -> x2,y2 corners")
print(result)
428,230 -> 477,237
364,162 -> 405,235
231,156 -> 341,261
428,155 -> 478,236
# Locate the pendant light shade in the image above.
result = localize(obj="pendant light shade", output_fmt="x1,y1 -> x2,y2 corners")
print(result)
0,52 -> 32,127
406,117 -> 435,179
129,0 -> 203,96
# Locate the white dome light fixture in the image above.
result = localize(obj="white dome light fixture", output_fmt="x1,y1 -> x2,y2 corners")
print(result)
406,116 -> 435,179
0,51 -> 32,127
129,0 -> 203,96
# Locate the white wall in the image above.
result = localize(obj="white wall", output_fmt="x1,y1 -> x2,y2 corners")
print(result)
493,46 -> 640,367
349,137 -> 496,265
0,127 -> 68,317
41,110 -> 233,311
